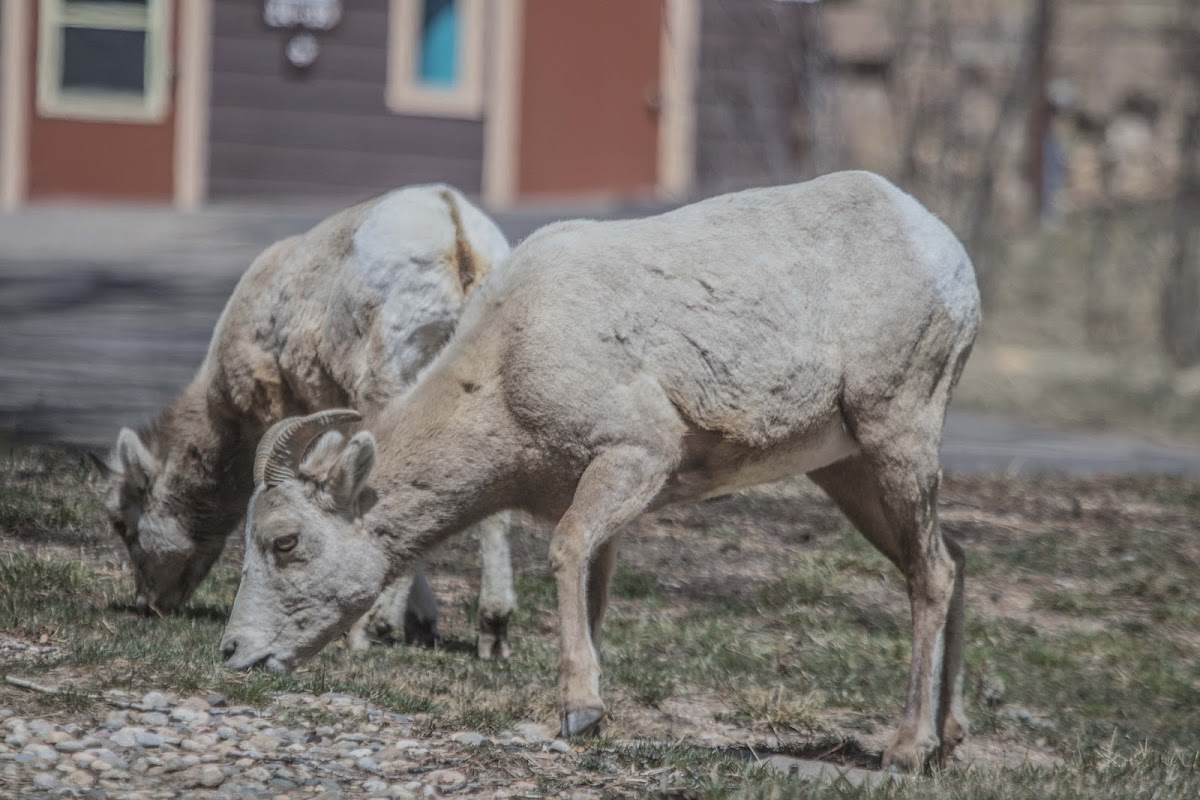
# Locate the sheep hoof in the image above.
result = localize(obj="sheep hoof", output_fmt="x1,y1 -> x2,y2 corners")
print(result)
560,707 -> 604,738
404,611 -> 440,649
477,613 -> 512,660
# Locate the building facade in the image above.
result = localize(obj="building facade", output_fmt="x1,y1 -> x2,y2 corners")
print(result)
0,0 -> 698,210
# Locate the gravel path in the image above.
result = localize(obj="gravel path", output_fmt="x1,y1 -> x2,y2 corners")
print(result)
0,685 -> 586,799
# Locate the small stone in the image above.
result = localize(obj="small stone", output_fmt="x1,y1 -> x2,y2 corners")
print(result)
422,785 -> 440,798
206,693 -> 228,708
356,756 -> 380,773
110,728 -> 142,749
248,733 -> 281,751
27,719 -> 55,738
244,766 -> 272,781
363,779 -> 389,793
389,786 -> 417,800
217,726 -> 239,740
349,747 -> 374,759
514,722 -> 553,742
45,731 -> 72,745
89,759 -> 113,773
141,690 -> 170,710
139,712 -> 169,727
141,692 -> 169,710
425,769 -> 465,786
197,764 -> 226,788
55,738 -> 87,753
23,743 -> 59,763
92,749 -> 127,769
103,711 -> 129,730
33,772 -> 58,790
66,769 -> 97,787
451,731 -> 486,747
548,739 -> 571,753
135,732 -> 163,748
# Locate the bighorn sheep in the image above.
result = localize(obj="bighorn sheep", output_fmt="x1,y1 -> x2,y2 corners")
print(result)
96,184 -> 517,657
221,172 -> 981,772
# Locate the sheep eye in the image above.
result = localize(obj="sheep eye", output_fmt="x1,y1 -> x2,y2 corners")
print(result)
274,534 -> 299,553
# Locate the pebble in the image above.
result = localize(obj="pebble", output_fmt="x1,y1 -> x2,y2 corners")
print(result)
548,739 -> 571,753
33,772 -> 58,790
363,779 -> 389,793
247,733 -> 281,751
514,722 -> 553,742
65,769 -> 97,787
23,743 -> 59,763
426,769 -> 466,786
205,693 -> 228,708
110,728 -> 142,749
27,719 -> 55,738
103,711 -> 129,730
55,738 -> 87,753
141,692 -> 169,710
196,764 -> 226,788
139,712 -> 170,727
451,731 -> 486,747
135,732 -> 164,748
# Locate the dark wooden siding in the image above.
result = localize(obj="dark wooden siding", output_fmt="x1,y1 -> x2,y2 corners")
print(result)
208,0 -> 484,200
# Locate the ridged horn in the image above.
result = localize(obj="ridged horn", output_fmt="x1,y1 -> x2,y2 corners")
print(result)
253,409 -> 362,487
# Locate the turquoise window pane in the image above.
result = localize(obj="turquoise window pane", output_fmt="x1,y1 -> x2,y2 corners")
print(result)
418,0 -> 458,86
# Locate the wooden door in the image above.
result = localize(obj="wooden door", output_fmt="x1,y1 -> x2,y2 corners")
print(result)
28,0 -> 176,200
517,0 -> 662,199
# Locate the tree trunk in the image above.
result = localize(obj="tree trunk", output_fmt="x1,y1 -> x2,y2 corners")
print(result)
1161,3 -> 1200,366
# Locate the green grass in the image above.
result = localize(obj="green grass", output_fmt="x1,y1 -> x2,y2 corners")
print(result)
3,449 -> 1200,796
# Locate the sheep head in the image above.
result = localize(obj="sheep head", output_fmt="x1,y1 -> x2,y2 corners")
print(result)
97,428 -> 227,616
221,409 -> 391,672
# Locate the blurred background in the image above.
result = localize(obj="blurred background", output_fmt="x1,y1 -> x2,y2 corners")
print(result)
1,0 -> 1199,471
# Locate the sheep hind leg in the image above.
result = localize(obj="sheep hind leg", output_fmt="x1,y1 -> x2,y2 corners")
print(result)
402,562 -> 440,647
552,445 -> 672,738
809,450 -> 966,771
476,512 -> 517,660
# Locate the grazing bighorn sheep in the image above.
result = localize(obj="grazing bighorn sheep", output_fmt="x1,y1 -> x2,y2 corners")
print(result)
96,184 -> 517,657
221,172 -> 980,772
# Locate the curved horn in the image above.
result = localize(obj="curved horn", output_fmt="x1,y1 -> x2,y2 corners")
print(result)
253,409 -> 362,487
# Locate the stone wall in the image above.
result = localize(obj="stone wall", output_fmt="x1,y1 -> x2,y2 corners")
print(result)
693,0 -> 1185,231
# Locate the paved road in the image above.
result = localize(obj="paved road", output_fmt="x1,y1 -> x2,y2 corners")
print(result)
3,202 -> 1200,477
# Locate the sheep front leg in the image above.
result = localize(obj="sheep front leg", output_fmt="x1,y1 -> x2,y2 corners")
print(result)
552,446 -> 669,738
347,566 -> 436,650
476,512 -> 517,660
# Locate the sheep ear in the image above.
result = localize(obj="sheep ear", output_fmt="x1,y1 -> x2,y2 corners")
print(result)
300,430 -> 346,474
328,431 -> 376,511
116,428 -> 157,494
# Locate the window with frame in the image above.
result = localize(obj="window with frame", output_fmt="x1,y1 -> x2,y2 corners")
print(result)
387,0 -> 483,119
37,0 -> 172,122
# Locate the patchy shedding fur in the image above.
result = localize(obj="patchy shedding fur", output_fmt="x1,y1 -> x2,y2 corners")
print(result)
98,184 -> 517,655
222,172 -> 981,772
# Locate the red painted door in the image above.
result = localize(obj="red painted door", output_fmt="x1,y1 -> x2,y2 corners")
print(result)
517,0 -> 662,199
28,0 -> 177,201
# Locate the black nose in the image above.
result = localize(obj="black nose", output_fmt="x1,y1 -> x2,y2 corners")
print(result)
373,619 -> 393,638
222,640 -> 238,661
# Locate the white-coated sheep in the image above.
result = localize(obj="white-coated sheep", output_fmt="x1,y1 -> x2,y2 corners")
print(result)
96,184 -> 517,657
221,172 -> 981,772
